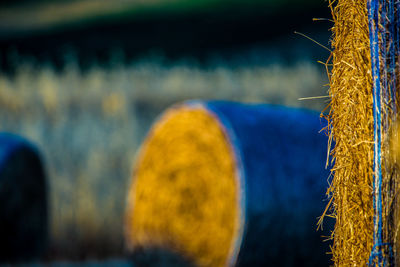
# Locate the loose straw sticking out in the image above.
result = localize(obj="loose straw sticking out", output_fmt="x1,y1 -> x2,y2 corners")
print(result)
322,0 -> 374,265
125,106 -> 240,267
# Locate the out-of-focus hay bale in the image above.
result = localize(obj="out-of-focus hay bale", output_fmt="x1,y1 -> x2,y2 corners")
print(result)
125,101 -> 331,266
0,133 -> 48,263
127,105 -> 239,267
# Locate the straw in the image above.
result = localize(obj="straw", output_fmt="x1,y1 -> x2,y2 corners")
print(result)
125,106 -> 240,267
321,0 -> 375,265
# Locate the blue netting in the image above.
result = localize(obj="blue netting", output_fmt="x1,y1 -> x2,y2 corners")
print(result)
367,0 -> 400,265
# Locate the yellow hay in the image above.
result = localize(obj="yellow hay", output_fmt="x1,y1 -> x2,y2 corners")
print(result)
324,0 -> 374,265
125,105 -> 241,267
388,121 -> 400,264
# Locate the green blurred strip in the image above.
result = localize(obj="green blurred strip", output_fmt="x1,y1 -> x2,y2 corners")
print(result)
0,0 -> 325,36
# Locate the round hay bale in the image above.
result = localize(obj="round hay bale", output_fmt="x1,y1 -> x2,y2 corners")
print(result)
125,101 -> 331,266
322,0 -> 400,265
0,133 -> 48,263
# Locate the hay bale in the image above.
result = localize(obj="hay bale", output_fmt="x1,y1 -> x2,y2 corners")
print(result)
0,133 -> 48,263
322,0 -> 374,265
367,0 -> 400,264
323,0 -> 400,265
125,101 -> 331,266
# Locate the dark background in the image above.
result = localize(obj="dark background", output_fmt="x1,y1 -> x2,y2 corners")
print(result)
0,0 -> 331,71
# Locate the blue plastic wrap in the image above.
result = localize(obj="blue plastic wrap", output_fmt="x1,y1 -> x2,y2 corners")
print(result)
0,133 -> 48,263
190,101 -> 332,266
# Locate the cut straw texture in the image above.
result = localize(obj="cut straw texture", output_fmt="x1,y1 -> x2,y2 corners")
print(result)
391,123 -> 400,265
323,0 -> 375,265
325,0 -> 400,265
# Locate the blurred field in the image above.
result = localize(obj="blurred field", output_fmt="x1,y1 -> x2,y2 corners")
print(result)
0,0 -> 335,263
0,54 -> 328,259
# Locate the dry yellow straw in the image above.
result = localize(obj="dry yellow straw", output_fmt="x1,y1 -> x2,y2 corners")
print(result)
125,105 -> 241,267
387,122 -> 400,264
322,0 -> 374,265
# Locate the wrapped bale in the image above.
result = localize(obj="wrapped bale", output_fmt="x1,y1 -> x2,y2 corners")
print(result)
323,0 -> 400,265
0,133 -> 48,263
125,101 -> 331,266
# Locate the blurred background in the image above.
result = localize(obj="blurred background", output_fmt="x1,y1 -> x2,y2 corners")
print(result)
0,0 -> 331,262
